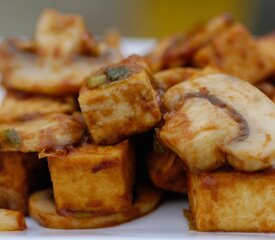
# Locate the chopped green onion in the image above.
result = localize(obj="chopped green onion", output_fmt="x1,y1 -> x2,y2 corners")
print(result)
106,66 -> 130,81
87,75 -> 107,89
74,211 -> 92,218
4,129 -> 21,148
153,135 -> 166,154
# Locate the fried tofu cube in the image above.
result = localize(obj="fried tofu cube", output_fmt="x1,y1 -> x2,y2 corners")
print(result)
0,152 -> 48,213
193,24 -> 274,84
147,149 -> 186,194
48,140 -> 135,215
79,55 -> 161,145
188,170 -> 275,232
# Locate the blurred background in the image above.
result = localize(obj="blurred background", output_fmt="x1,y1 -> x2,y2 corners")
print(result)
0,0 -> 273,38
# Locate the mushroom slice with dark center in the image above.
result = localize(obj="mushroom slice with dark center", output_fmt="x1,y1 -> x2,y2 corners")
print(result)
159,73 -> 275,172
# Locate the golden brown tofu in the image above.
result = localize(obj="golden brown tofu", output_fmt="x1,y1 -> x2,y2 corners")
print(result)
0,93 -> 76,123
0,40 -> 121,96
79,55 -> 161,145
0,113 -> 84,154
0,152 -> 48,213
147,148 -> 186,194
0,209 -> 26,231
146,14 -> 233,71
48,140 -> 134,216
193,24 -> 274,84
188,169 -> 275,232
29,183 -> 161,229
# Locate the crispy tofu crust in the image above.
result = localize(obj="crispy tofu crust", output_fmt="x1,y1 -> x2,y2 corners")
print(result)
193,24 -> 274,84
0,113 -> 85,153
188,169 -> 275,232
29,183 -> 162,229
147,149 -> 187,194
0,93 -> 76,123
0,209 -> 26,231
79,55 -> 161,145
48,140 -> 135,215
0,40 -> 121,96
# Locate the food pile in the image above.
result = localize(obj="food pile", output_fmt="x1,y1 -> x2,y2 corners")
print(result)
1,9 -> 275,232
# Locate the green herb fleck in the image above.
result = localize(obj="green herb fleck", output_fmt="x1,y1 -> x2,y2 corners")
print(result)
74,211 -> 92,218
87,75 -> 107,89
4,129 -> 21,148
106,66 -> 130,81
153,135 -> 166,154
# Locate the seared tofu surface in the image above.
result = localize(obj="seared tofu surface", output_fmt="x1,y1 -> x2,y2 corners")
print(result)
79,55 -> 161,145
188,170 -> 275,232
48,140 -> 134,215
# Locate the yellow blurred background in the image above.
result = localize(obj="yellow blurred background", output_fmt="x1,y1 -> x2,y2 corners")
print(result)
0,0 -> 271,38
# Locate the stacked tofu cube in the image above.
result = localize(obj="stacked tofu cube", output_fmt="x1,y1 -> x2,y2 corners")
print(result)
47,55 -> 161,216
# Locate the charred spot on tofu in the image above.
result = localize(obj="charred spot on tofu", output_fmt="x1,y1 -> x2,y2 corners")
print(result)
79,55 -> 161,145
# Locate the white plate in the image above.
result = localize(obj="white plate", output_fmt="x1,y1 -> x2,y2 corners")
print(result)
0,39 -> 274,239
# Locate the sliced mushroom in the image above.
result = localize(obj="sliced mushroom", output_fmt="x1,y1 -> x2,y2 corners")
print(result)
29,183 -> 161,229
0,93 -> 76,123
0,40 -> 121,95
159,73 -> 275,172
0,113 -> 85,154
